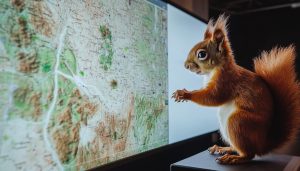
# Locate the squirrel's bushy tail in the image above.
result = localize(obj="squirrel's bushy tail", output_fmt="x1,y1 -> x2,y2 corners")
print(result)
254,45 -> 300,150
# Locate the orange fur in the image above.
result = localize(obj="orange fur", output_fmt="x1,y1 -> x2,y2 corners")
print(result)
172,14 -> 300,164
254,46 -> 300,150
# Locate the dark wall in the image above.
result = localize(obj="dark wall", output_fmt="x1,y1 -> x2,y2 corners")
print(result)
166,0 -> 209,21
227,8 -> 300,76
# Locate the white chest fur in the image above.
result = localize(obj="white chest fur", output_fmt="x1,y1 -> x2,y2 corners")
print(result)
217,101 -> 236,145
203,70 -> 216,88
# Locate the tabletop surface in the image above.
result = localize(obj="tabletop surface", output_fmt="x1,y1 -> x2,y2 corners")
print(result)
171,151 -> 300,171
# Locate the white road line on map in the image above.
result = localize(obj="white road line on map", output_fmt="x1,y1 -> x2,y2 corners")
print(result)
57,70 -> 73,80
43,23 -> 68,171
2,83 -> 17,121
57,70 -> 108,110
57,70 -> 91,97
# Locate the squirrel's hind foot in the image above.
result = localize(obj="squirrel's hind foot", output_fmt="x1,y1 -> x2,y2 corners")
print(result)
215,153 -> 253,164
208,145 -> 237,155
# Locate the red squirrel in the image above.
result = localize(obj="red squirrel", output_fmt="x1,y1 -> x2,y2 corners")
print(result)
172,15 -> 300,164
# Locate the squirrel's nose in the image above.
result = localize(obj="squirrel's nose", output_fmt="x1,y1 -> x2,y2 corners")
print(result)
185,63 -> 190,69
185,62 -> 199,70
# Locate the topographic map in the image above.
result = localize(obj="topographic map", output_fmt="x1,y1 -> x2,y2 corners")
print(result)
0,0 -> 168,170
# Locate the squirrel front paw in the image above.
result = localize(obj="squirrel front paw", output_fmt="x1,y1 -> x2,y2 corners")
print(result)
172,89 -> 191,102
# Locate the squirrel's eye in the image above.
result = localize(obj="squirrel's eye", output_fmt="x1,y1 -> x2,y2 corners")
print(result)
197,49 -> 207,60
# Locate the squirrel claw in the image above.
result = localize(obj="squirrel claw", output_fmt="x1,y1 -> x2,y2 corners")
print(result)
171,92 -> 176,98
172,89 -> 190,102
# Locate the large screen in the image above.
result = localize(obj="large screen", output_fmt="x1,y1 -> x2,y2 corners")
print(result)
0,0 -> 168,170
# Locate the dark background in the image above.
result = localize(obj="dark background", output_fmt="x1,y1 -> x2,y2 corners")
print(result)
92,1 -> 300,170
221,7 -> 300,77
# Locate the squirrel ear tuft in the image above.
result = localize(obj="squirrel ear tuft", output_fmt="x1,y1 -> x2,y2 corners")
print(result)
204,19 -> 214,39
213,14 -> 229,51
